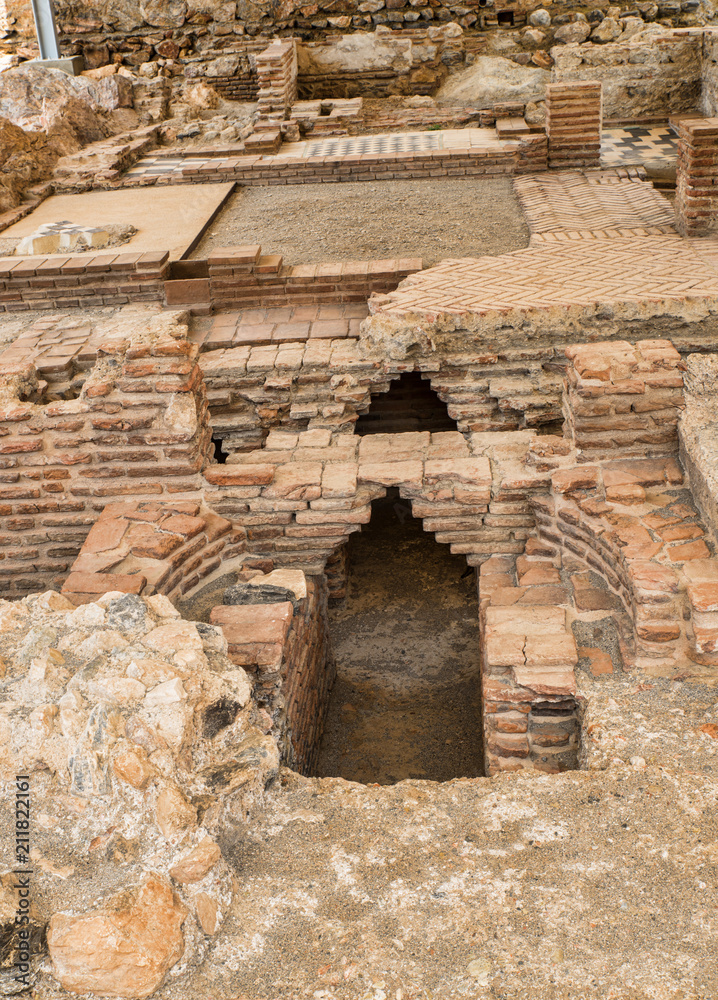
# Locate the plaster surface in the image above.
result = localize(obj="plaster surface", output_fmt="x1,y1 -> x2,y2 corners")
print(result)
1,183 -> 234,260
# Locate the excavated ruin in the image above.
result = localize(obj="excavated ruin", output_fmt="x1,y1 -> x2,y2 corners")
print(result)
1,1 -> 718,997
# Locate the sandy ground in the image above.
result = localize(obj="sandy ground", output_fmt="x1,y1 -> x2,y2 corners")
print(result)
190,178 -> 531,266
317,493 -> 483,785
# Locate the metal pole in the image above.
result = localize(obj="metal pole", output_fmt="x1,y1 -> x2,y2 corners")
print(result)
30,0 -> 61,60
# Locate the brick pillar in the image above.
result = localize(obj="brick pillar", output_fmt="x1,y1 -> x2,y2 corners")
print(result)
675,117 -> 718,237
545,81 -> 602,170
255,38 -> 298,116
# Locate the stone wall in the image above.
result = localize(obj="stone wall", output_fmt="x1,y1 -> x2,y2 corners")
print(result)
551,27 -> 703,119
296,24 -> 465,97
0,590 -> 279,995
700,25 -> 718,114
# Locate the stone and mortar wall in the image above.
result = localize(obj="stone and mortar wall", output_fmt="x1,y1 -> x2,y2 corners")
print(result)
551,27 -> 703,119
679,353 -> 718,547
700,25 -> 718,114
0,590 -> 278,996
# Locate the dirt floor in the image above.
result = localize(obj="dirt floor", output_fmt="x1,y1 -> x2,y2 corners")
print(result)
190,178 -> 530,266
316,492 -> 483,785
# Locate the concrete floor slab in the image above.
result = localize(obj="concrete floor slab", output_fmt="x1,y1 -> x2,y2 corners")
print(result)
2,183 -> 234,261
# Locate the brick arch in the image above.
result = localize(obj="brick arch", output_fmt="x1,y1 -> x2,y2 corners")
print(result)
532,457 -> 717,671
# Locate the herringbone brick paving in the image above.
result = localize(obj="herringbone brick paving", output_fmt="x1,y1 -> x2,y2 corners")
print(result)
373,233 -> 718,317
514,171 -> 676,236
371,169 -> 711,319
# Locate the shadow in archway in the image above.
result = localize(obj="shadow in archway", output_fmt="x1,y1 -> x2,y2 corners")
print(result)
315,489 -> 484,784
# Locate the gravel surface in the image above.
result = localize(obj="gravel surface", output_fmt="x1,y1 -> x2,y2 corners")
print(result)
191,178 -> 530,266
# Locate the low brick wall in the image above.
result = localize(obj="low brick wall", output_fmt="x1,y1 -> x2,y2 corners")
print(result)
211,572 -> 335,774
201,245 -> 423,312
119,134 -> 548,190
0,251 -> 169,314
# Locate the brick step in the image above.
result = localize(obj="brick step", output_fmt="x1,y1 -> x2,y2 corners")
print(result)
244,130 -> 283,154
496,116 -> 531,139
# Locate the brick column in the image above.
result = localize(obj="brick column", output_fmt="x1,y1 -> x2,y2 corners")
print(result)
675,117 -> 718,237
545,81 -> 602,170
255,39 -> 297,116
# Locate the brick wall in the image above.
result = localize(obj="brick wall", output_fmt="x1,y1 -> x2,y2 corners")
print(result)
211,573 -> 335,774
675,116 -> 718,237
61,501 -> 243,606
0,328 -> 213,598
0,251 -> 169,314
202,245 -> 423,312
545,81 -> 602,170
563,339 -> 686,462
479,552 -> 581,775
198,343 -> 564,454
202,427 -> 545,574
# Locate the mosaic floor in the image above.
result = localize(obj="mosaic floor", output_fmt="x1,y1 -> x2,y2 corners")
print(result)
122,128 -> 514,180
301,132 -> 442,158
600,125 -> 677,167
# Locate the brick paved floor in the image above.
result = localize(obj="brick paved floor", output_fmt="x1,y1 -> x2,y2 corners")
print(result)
514,170 -> 676,237
192,302 -> 370,349
372,233 -> 718,317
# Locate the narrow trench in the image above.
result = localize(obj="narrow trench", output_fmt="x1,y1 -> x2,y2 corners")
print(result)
315,489 -> 484,784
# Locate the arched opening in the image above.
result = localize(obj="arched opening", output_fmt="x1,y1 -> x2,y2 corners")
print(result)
355,372 -> 457,436
315,488 -> 484,784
